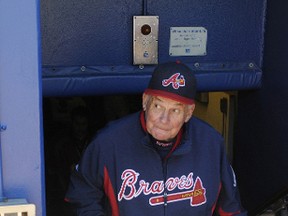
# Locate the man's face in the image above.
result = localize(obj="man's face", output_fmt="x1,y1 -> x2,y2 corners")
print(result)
143,94 -> 195,142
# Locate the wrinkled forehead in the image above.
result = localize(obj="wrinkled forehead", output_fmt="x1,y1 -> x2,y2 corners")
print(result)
149,95 -> 186,107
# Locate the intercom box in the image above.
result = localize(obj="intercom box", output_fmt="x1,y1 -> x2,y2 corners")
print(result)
133,16 -> 159,65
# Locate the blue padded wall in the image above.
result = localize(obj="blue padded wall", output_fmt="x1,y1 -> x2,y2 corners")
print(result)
41,0 -> 266,66
41,0 -> 266,96
234,0 -> 288,214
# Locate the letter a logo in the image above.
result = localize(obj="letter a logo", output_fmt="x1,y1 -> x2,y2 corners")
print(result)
162,73 -> 185,89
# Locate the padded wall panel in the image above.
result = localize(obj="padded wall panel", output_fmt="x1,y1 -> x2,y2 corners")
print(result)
41,0 -> 266,95
41,0 -> 266,67
42,62 -> 262,96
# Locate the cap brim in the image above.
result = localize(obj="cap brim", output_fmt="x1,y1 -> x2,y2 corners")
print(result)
144,89 -> 195,105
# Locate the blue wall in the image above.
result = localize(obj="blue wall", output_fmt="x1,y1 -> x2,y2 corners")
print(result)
235,0 -> 288,214
0,0 -> 45,215
41,0 -> 265,97
41,0 -> 266,67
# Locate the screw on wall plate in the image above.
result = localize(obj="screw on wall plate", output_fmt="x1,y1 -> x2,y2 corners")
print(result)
0,124 -> 7,132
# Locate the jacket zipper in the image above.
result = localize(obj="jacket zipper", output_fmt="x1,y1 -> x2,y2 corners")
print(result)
162,159 -> 168,216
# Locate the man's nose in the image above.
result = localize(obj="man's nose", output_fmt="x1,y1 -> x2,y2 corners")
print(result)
160,110 -> 170,123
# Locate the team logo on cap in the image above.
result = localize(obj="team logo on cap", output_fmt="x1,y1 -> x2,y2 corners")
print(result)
162,73 -> 185,89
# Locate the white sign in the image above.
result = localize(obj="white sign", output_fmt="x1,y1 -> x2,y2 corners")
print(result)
169,27 -> 207,56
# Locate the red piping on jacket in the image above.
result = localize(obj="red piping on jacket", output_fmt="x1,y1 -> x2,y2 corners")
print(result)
211,183 -> 222,214
218,207 -> 241,216
104,166 -> 119,216
216,183 -> 241,216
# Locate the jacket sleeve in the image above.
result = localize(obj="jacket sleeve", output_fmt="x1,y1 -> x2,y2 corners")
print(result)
215,143 -> 247,216
65,142 -> 109,216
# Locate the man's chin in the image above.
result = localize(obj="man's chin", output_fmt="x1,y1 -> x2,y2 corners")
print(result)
152,133 -> 172,142
148,128 -> 174,141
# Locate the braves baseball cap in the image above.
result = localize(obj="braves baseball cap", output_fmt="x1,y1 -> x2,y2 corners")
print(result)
144,62 -> 197,104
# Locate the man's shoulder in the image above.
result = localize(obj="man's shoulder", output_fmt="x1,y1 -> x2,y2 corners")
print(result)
189,116 -> 215,128
189,116 -> 222,137
106,111 -> 139,128
94,112 -> 141,138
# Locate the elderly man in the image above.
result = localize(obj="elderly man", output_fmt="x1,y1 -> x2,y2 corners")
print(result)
65,62 -> 247,216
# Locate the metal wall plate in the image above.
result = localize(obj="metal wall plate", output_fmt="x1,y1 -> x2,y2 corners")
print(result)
169,27 -> 207,56
133,16 -> 159,65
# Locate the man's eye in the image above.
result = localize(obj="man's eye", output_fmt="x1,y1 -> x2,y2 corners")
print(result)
154,104 -> 161,109
173,109 -> 180,113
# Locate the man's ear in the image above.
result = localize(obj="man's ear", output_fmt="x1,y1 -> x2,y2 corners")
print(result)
185,104 -> 195,122
142,93 -> 149,111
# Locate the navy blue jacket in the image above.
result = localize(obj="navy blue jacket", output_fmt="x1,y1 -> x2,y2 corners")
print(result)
66,111 -> 247,216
